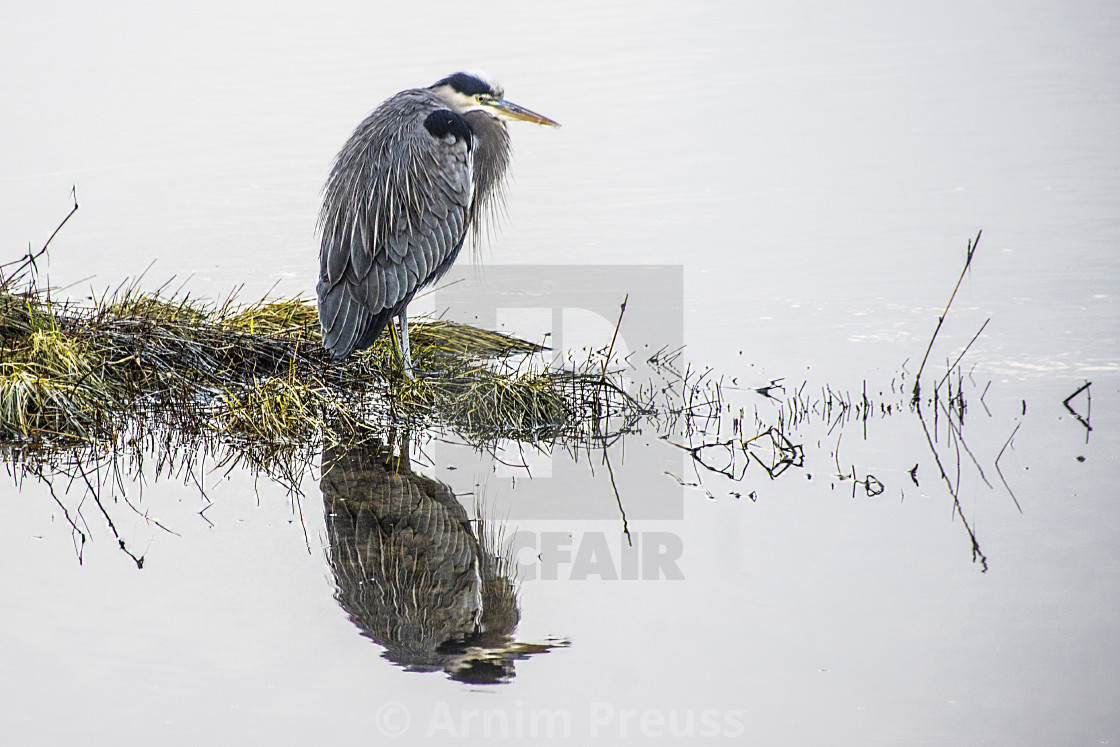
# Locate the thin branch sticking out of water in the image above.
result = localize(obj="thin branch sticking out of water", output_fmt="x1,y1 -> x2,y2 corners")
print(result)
912,230 -> 982,406
1062,381 -> 1092,440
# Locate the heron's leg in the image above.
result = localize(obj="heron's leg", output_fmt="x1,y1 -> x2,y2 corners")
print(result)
398,307 -> 415,379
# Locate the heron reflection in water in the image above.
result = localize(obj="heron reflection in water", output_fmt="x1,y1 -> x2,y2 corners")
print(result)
317,71 -> 559,376
321,435 -> 565,683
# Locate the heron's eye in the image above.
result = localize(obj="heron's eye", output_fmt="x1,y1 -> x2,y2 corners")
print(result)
475,95 -> 487,104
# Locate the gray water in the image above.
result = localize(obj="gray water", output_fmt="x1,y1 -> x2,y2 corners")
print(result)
2,1 -> 1118,744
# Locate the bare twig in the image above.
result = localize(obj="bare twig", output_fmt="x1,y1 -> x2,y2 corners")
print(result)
1062,381 -> 1092,440
994,422 -> 1023,513
10,187 -> 80,284
912,230 -> 982,405
937,318 -> 990,394
600,294 -> 629,384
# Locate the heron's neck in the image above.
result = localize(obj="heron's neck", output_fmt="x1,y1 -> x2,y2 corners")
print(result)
462,111 -> 511,211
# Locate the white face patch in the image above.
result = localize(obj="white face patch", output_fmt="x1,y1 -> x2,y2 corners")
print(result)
430,71 -> 506,116
432,86 -> 488,115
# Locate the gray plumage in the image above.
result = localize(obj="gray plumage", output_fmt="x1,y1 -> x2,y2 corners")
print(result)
316,72 -> 558,367
321,437 -> 565,683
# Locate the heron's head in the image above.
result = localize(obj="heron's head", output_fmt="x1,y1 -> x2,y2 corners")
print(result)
430,71 -> 559,127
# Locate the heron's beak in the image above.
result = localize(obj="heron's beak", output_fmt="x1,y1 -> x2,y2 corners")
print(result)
486,98 -> 560,127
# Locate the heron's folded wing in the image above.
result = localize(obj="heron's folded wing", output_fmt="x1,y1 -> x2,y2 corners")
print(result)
316,89 -> 473,357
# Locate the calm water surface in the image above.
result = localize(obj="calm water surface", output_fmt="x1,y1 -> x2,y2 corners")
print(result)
1,1 -> 1118,744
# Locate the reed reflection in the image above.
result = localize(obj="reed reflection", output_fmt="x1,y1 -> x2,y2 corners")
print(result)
321,434 -> 563,683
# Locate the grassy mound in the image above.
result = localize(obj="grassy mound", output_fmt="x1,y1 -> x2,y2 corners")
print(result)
0,253 -> 641,452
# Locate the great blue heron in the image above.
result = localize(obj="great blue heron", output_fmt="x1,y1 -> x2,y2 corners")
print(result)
316,71 -> 559,375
